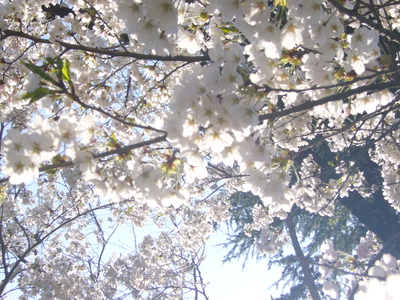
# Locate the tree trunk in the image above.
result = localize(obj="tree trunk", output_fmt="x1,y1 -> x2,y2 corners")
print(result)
286,216 -> 321,300
296,142 -> 400,258
339,191 -> 400,258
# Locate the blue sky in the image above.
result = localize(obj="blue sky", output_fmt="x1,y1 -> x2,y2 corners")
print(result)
201,230 -> 284,300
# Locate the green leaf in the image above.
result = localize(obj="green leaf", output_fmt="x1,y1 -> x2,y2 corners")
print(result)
22,61 -> 57,85
61,59 -> 71,83
0,185 -> 5,206
107,133 -> 121,149
45,57 -> 56,65
220,25 -> 238,34
161,158 -> 182,175
22,87 -> 51,104
51,154 -> 69,164
55,58 -> 63,71
43,168 -> 59,176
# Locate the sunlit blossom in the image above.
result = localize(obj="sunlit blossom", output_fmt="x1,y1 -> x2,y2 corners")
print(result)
3,153 -> 38,185
321,239 -> 338,262
203,128 -> 234,153
177,30 -> 202,54
281,21 -> 303,49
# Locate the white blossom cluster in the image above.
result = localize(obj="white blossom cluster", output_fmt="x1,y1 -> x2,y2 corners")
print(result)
355,253 -> 400,299
356,231 -> 382,261
0,0 -> 399,298
318,237 -> 400,299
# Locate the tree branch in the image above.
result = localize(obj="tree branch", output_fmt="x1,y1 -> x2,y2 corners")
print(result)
286,213 -> 321,300
0,198 -> 136,296
327,0 -> 400,43
347,231 -> 400,300
293,96 -> 400,158
0,134 -> 167,185
259,80 -> 399,121
1,30 -> 210,62
70,92 -> 167,134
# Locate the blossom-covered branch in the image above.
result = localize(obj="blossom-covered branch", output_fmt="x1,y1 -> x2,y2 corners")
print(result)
259,80 -> 399,121
1,30 -> 210,62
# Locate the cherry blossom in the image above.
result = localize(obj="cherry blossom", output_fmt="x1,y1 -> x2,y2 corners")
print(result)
321,239 -> 339,263
3,153 -> 38,185
177,30 -> 203,54
0,0 -> 400,298
281,21 -> 304,50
